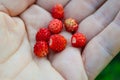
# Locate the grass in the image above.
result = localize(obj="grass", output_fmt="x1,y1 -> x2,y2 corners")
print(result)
95,52 -> 120,80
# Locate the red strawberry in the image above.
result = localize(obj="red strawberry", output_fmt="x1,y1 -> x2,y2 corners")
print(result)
36,28 -> 51,42
34,41 -> 49,57
51,4 -> 64,19
64,18 -> 78,33
48,19 -> 63,34
71,33 -> 86,48
49,34 -> 67,52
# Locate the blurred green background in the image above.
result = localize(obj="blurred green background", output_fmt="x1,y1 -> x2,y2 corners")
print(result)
95,52 -> 120,80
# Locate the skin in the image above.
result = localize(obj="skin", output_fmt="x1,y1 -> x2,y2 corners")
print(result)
0,0 -> 120,80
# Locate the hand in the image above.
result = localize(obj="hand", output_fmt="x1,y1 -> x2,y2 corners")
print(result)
0,0 -> 120,80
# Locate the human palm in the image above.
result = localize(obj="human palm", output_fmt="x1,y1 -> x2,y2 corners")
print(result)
0,0 -> 120,80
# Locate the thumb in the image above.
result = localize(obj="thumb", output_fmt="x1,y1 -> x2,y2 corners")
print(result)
0,12 -> 25,63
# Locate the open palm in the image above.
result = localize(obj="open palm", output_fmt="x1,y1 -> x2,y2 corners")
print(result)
0,0 -> 120,80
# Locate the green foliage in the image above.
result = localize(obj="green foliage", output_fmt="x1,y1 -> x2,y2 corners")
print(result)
96,52 -> 120,80
95,53 -> 120,80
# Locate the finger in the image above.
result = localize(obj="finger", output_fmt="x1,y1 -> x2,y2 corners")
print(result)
20,5 -> 53,48
0,0 -> 35,16
50,31 -> 88,80
64,0 -> 106,22
78,0 -> 120,41
82,11 -> 120,80
0,12 -> 25,63
49,31 -> 72,61
37,0 -> 70,11
20,5 -> 65,80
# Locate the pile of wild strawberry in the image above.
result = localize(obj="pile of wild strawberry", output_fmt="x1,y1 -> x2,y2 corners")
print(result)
34,4 -> 86,58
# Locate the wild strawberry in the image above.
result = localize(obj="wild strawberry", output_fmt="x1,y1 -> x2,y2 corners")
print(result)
51,4 -> 64,19
48,19 -> 63,34
71,33 -> 86,48
49,34 -> 67,52
34,41 -> 49,57
64,18 -> 78,33
36,28 -> 51,42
